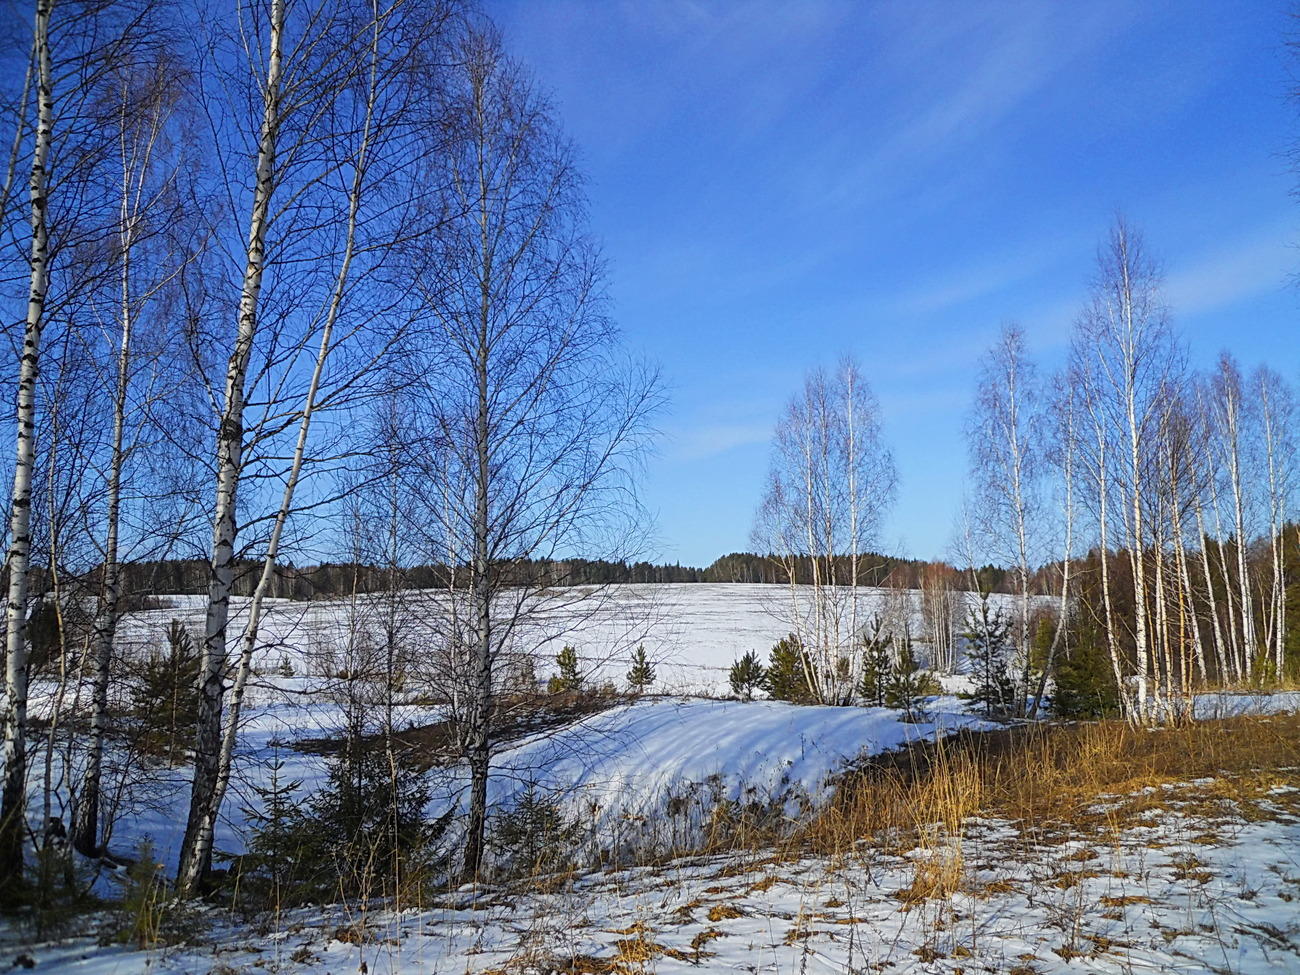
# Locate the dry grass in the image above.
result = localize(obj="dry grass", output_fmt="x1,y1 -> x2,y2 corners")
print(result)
895,844 -> 965,905
803,713 -> 1300,858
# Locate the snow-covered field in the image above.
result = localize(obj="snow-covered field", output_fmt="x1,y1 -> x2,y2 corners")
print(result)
21,581 -> 1028,878
117,583 -> 1010,698
24,582 -> 1300,874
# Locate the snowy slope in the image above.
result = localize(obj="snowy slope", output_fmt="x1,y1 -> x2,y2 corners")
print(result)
428,695 -> 995,862
23,691 -> 991,873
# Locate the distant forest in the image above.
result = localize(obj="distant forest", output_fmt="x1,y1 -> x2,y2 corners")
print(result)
105,552 -> 1015,603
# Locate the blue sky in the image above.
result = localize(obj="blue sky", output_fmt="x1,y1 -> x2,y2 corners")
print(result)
487,0 -> 1300,568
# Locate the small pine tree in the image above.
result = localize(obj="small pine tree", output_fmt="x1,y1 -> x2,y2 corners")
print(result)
858,615 -> 893,706
491,782 -> 582,876
729,650 -> 766,700
312,736 -> 436,898
886,628 -> 933,722
765,633 -> 810,702
133,620 -> 201,762
626,644 -> 655,693
548,645 -> 583,694
963,596 -> 1017,720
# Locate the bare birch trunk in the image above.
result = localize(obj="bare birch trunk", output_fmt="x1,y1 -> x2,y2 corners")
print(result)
74,66 -> 173,856
1219,363 -> 1256,676
1194,499 -> 1229,681
0,0 -> 53,882
177,0 -> 284,895
1092,411 -> 1129,720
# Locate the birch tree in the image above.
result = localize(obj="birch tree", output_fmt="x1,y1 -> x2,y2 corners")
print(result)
1254,366 -> 1295,677
753,357 -> 896,705
71,44 -> 191,858
966,324 -> 1040,716
1208,353 -> 1258,679
397,23 -> 660,881
175,0 -> 455,893
1071,220 -> 1175,722
1070,218 -> 1180,722
1028,370 -> 1079,718
0,0 -> 156,885
0,0 -> 53,882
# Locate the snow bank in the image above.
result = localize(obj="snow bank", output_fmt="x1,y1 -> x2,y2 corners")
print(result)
424,695 -> 994,862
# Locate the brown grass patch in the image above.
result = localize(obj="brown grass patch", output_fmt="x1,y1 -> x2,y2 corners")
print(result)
706,904 -> 743,922
612,932 -> 692,965
895,848 -> 965,904
804,713 -> 1300,855
1047,869 -> 1102,890
689,928 -> 725,950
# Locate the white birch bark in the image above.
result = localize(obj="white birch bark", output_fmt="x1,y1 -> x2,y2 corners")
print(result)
0,0 -> 53,879
177,0 -> 284,894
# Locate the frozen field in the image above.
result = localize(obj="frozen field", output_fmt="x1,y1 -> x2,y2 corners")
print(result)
117,582 -> 1012,697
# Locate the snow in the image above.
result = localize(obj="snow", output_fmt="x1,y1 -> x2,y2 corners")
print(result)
20,579 -> 1300,875
21,691 -> 992,876
114,583 -> 1023,698
10,776 -> 1300,974
12,583 -> 1300,972
1193,691 -> 1300,719
429,696 -> 996,862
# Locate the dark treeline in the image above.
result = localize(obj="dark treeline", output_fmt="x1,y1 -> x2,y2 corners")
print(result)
75,552 -> 1015,601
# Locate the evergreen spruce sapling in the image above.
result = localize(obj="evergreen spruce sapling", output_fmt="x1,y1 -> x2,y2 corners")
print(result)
885,627 -> 933,722
962,596 -> 1017,720
311,734 -> 436,898
626,644 -> 655,694
729,650 -> 766,700
490,781 -> 583,876
239,752 -> 307,904
765,633 -> 810,702
132,620 -> 201,762
858,615 -> 893,706
1052,619 -> 1120,719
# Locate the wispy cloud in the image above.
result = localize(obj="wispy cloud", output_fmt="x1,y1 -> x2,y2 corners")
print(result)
886,239 -> 1070,318
669,421 -> 773,462
805,2 -> 1140,212
1164,224 -> 1296,318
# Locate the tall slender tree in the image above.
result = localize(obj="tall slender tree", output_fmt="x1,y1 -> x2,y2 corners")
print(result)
176,0 -> 456,893
1070,218 -> 1182,722
398,23 -> 660,882
966,324 -> 1040,717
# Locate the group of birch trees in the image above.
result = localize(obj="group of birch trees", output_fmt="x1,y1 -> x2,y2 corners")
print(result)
0,0 -> 654,898
752,357 -> 898,704
967,218 -> 1299,723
